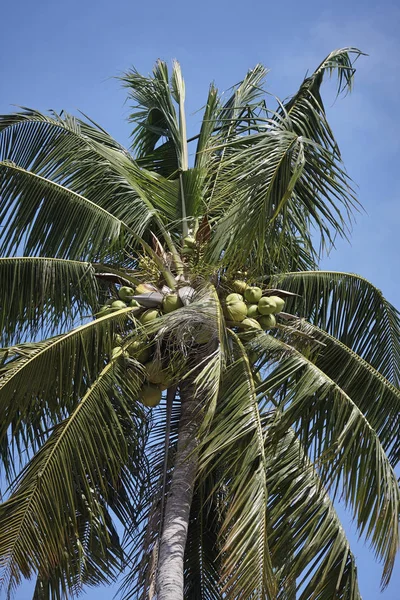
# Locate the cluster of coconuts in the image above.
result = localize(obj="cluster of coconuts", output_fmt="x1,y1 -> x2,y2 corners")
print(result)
99,284 -> 189,408
223,280 -> 285,331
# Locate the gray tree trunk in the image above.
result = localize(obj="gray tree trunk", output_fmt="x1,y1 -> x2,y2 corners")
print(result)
155,382 -> 201,600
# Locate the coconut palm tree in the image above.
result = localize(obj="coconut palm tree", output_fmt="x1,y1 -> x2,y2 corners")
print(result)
0,48 -> 398,600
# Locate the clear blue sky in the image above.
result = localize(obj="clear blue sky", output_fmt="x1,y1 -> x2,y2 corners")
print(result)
1,0 -> 399,598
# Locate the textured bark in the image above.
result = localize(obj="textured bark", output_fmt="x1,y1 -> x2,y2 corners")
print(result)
156,382 -> 201,600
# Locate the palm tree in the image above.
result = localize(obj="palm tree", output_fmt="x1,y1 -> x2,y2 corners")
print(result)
0,47 -> 398,600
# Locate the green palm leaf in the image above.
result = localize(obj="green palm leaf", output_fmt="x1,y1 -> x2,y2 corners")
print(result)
287,318 -> 400,464
264,423 -> 361,600
0,161 -> 126,260
199,331 -> 276,600
269,270 -> 400,385
0,257 -> 99,344
0,359 -> 146,598
250,331 -> 399,586
0,307 -> 136,476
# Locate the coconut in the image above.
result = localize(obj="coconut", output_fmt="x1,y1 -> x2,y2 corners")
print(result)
183,236 -> 196,249
139,309 -> 159,325
258,297 -> 277,315
162,293 -> 183,314
144,359 -> 171,386
224,300 -> 248,322
226,293 -> 243,303
118,286 -> 135,301
259,314 -> 276,329
111,300 -> 127,311
246,304 -> 259,319
244,287 -> 262,303
241,318 -> 262,330
98,305 -> 111,316
140,383 -> 162,408
129,299 -> 140,308
232,280 -> 247,294
128,340 -> 151,363
113,334 -> 123,345
268,295 -> 285,313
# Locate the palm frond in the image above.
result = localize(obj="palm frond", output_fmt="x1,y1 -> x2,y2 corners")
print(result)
121,61 -> 181,169
183,475 -> 223,600
0,161 -> 126,261
249,331 -> 399,586
0,307 -> 137,477
0,358 -> 146,598
194,84 -> 220,171
204,49 -> 362,270
264,421 -> 361,600
0,110 -> 170,253
199,331 -> 276,600
0,257 -> 99,344
287,318 -> 400,464
281,48 -> 364,153
269,270 -> 400,386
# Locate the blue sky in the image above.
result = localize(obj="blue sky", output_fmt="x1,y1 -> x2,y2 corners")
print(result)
1,0 -> 399,598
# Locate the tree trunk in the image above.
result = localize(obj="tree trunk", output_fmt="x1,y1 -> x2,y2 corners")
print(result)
155,381 -> 201,600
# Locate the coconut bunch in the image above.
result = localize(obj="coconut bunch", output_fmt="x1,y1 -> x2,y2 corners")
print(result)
101,282 -> 197,408
223,280 -> 285,332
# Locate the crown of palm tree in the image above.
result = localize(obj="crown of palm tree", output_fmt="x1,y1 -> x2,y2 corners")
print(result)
0,48 -> 398,600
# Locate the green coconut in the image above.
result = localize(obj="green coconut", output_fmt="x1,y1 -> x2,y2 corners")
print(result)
162,293 -> 183,314
139,309 -> 159,325
241,318 -> 262,330
258,296 -> 277,315
259,314 -> 276,329
113,334 -> 123,345
226,293 -> 243,303
224,300 -> 248,322
140,383 -> 162,408
268,295 -> 285,313
246,304 -> 259,319
144,359 -> 171,386
118,286 -> 135,301
128,299 -> 140,308
244,287 -> 262,303
128,340 -> 151,363
183,236 -> 196,249
111,300 -> 127,311
232,280 -> 247,294
98,305 -> 111,317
